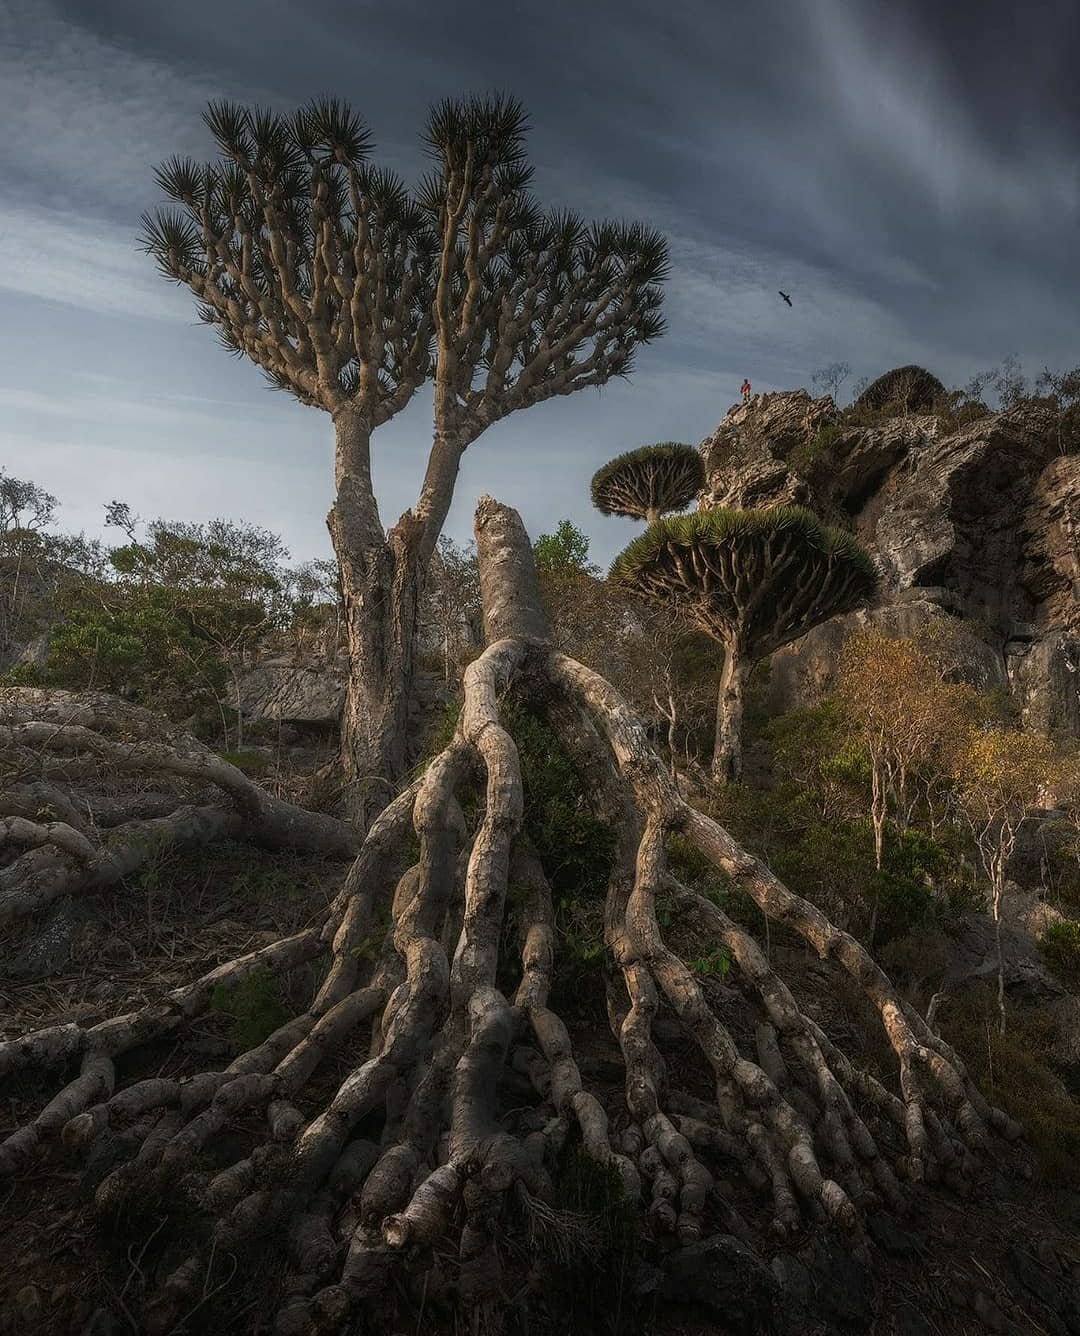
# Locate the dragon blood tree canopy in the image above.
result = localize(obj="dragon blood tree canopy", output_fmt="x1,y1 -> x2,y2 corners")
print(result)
591,442 -> 705,524
609,506 -> 878,654
852,364 -> 945,414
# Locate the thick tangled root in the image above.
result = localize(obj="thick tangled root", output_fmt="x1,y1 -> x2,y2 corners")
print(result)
0,499 -> 1022,1334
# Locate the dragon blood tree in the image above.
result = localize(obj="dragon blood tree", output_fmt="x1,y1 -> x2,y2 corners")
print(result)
0,498 -> 1020,1336
141,96 -> 668,828
591,442 -> 705,525
611,506 -> 877,783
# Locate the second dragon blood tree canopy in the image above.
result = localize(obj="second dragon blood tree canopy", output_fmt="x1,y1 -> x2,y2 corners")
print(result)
610,505 -> 878,781
591,443 -> 705,525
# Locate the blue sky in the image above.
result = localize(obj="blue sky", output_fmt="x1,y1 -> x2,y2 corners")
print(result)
2,0 -> 1078,567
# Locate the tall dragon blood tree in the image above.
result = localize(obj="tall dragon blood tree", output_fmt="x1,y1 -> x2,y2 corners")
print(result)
591,442 -> 705,525
610,506 -> 878,783
0,499 -> 1019,1335
141,96 -> 668,828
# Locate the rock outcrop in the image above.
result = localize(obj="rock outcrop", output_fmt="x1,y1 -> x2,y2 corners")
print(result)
700,390 -> 1079,734
231,655 -> 453,755
231,654 -> 348,728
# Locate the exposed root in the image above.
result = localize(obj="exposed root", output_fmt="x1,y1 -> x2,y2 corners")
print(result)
0,497 -> 1025,1333
0,687 -> 361,930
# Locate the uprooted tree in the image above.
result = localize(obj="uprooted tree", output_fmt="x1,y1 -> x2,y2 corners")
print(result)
0,497 -> 1021,1335
609,507 -> 878,783
141,94 -> 668,828
591,443 -> 705,525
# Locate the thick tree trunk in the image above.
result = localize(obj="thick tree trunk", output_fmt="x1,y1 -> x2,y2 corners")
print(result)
328,410 -> 467,831
337,532 -> 421,831
712,644 -> 747,783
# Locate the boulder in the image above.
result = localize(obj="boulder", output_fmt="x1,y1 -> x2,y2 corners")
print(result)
661,1235 -> 779,1332
1,896 -> 102,982
944,900 -> 1067,1004
766,599 -> 1004,715
232,656 -> 347,728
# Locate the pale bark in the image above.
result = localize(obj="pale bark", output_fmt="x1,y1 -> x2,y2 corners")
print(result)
0,688 -> 360,927
712,643 -> 748,783
327,409 -> 467,829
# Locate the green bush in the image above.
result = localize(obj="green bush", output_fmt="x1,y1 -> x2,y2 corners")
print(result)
42,594 -> 226,718
941,986 -> 1080,1186
1041,918 -> 1080,987
219,748 -> 272,777
788,422 -> 844,475
210,966 -> 290,1053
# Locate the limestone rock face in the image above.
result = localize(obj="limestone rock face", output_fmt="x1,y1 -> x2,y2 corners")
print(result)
232,655 -> 348,727
766,597 -> 1005,714
699,393 -> 1078,733
698,390 -> 830,510
232,655 -> 452,744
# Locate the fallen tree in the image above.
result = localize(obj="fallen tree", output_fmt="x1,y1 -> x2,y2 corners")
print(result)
0,498 -> 1020,1334
0,689 -> 360,928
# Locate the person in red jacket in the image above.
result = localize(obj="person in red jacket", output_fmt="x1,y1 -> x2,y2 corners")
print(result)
740,377 -> 751,402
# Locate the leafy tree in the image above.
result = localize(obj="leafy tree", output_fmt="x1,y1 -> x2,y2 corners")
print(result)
0,472 -> 106,667
590,442 -> 704,525
43,592 -> 228,723
836,630 -> 976,862
285,557 -> 342,655
141,95 -> 669,826
1034,364 -> 1080,452
420,535 -> 482,683
533,518 -> 596,575
611,506 -> 877,783
952,726 -> 1063,1034
103,513 -> 292,744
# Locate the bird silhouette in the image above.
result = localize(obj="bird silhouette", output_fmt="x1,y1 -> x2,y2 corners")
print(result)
778,290 -> 793,307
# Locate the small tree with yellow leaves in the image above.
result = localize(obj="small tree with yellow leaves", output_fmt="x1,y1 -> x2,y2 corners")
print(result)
952,726 -> 1062,1034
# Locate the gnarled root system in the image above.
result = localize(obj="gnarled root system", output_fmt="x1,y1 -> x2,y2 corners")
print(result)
0,499 -> 1021,1334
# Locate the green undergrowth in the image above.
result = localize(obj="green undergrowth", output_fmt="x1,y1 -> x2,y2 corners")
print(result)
940,986 -> 1080,1186
218,747 -> 272,776
1041,918 -> 1080,988
690,782 -> 978,947
521,1143 -> 642,1334
209,965 -> 290,1053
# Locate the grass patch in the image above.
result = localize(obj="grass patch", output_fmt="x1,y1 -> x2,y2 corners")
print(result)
210,965 -> 290,1053
941,986 -> 1080,1187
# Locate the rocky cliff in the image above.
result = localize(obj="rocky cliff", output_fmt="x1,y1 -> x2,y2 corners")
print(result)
698,390 -> 1080,733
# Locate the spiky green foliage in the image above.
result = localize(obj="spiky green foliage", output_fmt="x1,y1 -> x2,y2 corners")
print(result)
140,97 -> 436,422
853,365 -> 945,414
141,94 -> 670,436
610,506 -> 877,654
590,442 -> 704,521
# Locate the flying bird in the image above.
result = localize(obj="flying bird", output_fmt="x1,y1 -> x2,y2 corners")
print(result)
778,290 -> 793,307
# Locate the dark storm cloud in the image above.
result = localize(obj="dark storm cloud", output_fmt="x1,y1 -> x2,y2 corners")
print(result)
2,0 -> 1078,566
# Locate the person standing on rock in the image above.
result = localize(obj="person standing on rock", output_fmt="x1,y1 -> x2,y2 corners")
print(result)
741,377 -> 751,402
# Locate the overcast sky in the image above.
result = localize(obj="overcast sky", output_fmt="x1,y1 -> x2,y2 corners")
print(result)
2,0 -> 1078,568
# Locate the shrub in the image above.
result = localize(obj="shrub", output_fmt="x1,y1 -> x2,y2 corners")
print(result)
210,966 -> 290,1053
788,422 -> 845,476
219,748 -> 272,777
1041,918 -> 1080,987
941,986 -> 1080,1186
